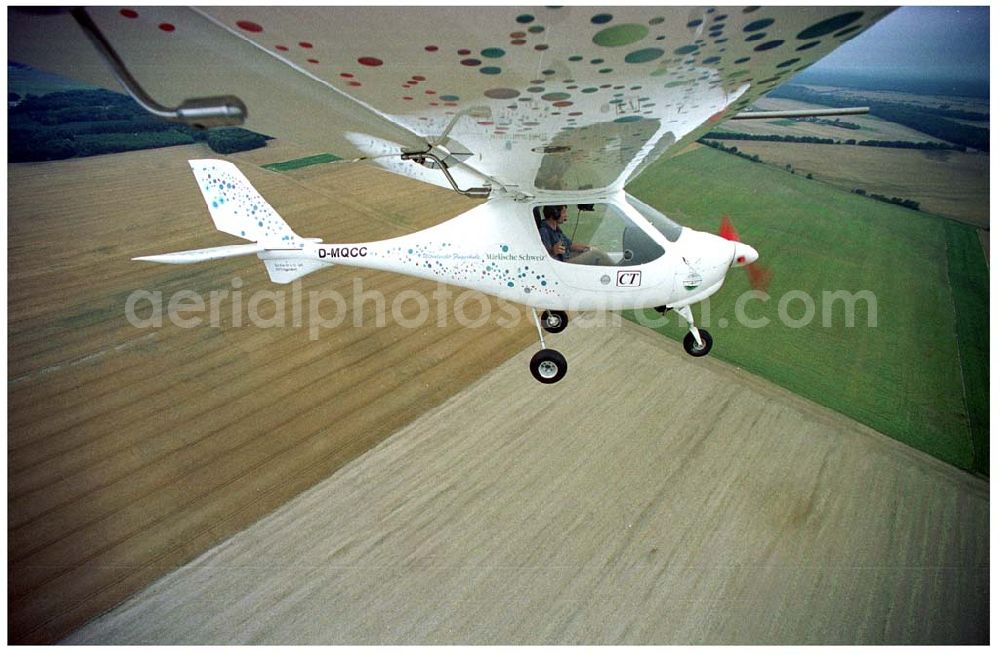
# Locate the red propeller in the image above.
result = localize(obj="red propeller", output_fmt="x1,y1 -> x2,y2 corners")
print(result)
719,215 -> 772,291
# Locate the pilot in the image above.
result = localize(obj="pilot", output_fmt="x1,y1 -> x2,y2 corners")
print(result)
538,205 -> 613,265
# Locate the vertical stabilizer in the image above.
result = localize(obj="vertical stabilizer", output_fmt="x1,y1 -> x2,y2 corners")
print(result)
189,159 -> 303,246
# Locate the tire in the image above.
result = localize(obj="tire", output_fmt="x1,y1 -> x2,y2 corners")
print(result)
540,310 -> 569,334
683,329 -> 713,357
530,348 -> 568,383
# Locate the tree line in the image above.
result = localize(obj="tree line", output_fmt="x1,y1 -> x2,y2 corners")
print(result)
798,117 -> 861,130
9,89 -> 269,162
702,131 -> 966,151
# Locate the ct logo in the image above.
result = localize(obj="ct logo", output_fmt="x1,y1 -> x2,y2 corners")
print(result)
616,270 -> 641,287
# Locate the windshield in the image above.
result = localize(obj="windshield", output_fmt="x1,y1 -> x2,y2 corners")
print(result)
625,194 -> 683,242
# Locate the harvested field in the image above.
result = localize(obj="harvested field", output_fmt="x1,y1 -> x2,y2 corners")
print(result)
8,144 -> 535,643
738,97 -> 954,143
62,319 -> 989,645
720,141 -> 989,228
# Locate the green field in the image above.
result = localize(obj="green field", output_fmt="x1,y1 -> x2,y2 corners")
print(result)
625,146 -> 989,475
262,153 -> 343,171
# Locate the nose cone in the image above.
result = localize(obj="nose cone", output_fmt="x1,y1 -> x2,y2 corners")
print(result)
732,242 -> 759,268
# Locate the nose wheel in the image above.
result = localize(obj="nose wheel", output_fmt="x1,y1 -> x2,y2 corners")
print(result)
540,309 -> 569,333
683,329 -> 713,356
529,308 -> 569,383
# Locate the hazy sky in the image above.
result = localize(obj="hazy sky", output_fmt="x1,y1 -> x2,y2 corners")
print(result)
809,6 -> 989,81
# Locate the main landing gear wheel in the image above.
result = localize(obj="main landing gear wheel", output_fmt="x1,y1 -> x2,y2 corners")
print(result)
683,329 -> 713,357
530,348 -> 568,384
540,310 -> 569,334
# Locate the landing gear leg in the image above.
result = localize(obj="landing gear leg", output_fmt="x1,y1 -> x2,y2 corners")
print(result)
529,308 -> 568,383
677,305 -> 713,357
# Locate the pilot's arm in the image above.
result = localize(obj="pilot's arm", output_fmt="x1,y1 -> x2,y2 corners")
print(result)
540,227 -> 564,258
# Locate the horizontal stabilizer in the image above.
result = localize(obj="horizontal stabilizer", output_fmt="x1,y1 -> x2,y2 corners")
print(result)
133,243 -> 264,264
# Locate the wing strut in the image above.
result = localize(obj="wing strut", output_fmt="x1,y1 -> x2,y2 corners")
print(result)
400,147 -> 492,198
731,107 -> 870,120
68,7 -> 247,129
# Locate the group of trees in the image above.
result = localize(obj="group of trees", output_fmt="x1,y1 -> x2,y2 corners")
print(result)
852,188 -> 920,211
699,139 -> 762,164
9,89 -> 268,162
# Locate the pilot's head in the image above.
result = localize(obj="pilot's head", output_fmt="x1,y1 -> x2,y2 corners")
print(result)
542,205 -> 567,223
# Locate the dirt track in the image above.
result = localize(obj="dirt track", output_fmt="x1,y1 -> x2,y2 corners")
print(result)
61,319 -> 988,645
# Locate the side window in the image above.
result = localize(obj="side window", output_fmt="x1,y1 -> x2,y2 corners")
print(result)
536,203 -> 664,266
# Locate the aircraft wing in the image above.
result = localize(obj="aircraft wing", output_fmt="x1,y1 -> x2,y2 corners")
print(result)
9,6 -> 893,197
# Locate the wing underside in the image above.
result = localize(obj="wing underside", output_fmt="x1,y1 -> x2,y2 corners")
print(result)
9,6 -> 893,196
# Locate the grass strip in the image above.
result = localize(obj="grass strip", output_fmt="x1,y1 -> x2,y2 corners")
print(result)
943,220 -> 990,476
262,153 -> 342,172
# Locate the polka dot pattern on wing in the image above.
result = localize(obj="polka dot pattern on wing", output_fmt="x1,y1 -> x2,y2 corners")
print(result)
193,7 -> 884,193
236,20 -> 263,32
753,40 -> 784,51
796,12 -> 864,39
835,25 -> 862,38
744,18 -> 774,32
624,48 -> 664,63
593,24 -> 649,47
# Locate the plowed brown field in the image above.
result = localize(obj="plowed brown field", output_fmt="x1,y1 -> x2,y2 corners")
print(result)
8,144 -> 534,643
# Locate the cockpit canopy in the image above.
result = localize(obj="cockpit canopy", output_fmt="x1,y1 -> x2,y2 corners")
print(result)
534,197 -> 682,267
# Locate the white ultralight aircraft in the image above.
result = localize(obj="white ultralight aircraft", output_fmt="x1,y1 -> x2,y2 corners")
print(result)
10,6 -> 893,383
